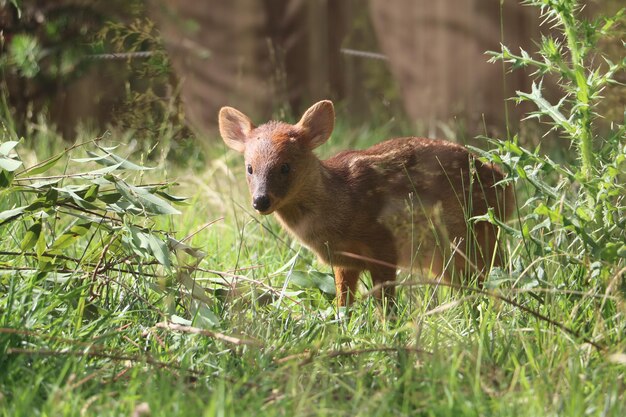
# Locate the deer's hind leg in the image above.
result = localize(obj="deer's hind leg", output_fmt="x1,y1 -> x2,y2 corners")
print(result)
334,267 -> 361,307
364,226 -> 399,304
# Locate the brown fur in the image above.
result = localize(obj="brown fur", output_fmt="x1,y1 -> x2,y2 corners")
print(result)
219,100 -> 514,306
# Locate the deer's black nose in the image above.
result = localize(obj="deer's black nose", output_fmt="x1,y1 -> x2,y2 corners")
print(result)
253,195 -> 271,212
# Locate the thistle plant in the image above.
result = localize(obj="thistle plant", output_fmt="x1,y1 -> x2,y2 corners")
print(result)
483,0 -> 625,275
492,0 -> 624,180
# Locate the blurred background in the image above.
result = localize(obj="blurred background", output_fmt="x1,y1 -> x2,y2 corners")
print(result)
1,0 -> 623,148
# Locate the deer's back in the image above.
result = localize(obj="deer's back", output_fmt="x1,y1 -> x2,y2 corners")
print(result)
321,137 -> 510,267
325,137 -> 505,210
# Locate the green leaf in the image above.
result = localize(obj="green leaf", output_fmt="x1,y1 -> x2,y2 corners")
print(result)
44,273 -> 73,284
108,201 -> 142,215
88,161 -> 125,175
9,34 -> 42,78
0,206 -> 26,223
84,184 -> 99,201
0,170 -> 14,187
54,185 -> 100,210
35,226 -> 47,260
97,191 -> 122,204
483,267 -> 512,289
504,140 -> 524,156
23,197 -> 54,213
128,227 -> 150,256
156,191 -> 188,203
170,315 -> 192,326
179,272 -> 212,304
168,237 -> 207,259
28,178 -> 62,189
288,270 -> 336,295
72,153 -> 117,163
35,261 -> 54,278
0,141 -> 20,155
144,233 -> 171,268
50,221 -> 93,251
192,302 -> 220,328
140,192 -> 181,214
0,156 -> 22,172
74,150 -> 154,171
116,181 -> 180,215
21,221 -> 42,251
23,152 -> 64,175
521,222 -> 531,240
517,82 -> 575,135
575,206 -> 592,222
600,243 -> 626,262
128,227 -> 171,267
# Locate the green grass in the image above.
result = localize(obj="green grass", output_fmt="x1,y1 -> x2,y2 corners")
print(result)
0,116 -> 624,417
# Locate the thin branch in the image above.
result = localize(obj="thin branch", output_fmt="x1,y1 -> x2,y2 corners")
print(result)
340,48 -> 388,61
275,346 -> 432,366
6,347 -> 201,376
154,321 -> 262,347
89,234 -> 118,298
16,135 -> 106,178
181,217 -> 224,243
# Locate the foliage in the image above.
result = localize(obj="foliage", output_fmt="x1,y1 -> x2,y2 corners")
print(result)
96,17 -> 193,158
0,0 -> 190,161
0,2 -> 97,82
4,33 -> 42,78
484,0 -> 626,269
0,124 -> 216,345
0,1 -> 107,114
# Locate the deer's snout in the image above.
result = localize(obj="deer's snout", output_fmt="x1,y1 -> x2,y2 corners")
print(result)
252,194 -> 272,213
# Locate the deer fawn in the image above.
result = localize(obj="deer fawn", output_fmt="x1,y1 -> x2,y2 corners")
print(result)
219,100 -> 513,306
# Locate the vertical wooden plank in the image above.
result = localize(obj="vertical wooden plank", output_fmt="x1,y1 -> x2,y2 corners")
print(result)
307,0 -> 329,102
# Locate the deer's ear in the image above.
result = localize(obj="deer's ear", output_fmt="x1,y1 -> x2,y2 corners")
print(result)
219,107 -> 254,153
296,100 -> 335,149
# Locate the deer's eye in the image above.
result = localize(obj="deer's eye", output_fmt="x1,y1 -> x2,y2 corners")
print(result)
247,164 -> 253,175
280,163 -> 290,174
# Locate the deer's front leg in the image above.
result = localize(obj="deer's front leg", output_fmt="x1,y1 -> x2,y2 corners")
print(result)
334,267 -> 360,306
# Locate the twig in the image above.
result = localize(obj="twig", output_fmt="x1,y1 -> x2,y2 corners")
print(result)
85,51 -> 155,60
275,346 -> 432,366
340,48 -> 388,61
89,234 -> 118,298
154,321 -> 262,347
180,217 -> 223,243
0,251 -> 163,278
6,347 -> 200,376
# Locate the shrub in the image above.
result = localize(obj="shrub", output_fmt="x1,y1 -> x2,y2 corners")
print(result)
481,0 -> 625,296
0,128 -> 212,331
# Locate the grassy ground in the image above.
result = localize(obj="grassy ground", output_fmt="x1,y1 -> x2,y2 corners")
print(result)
0,117 -> 624,417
